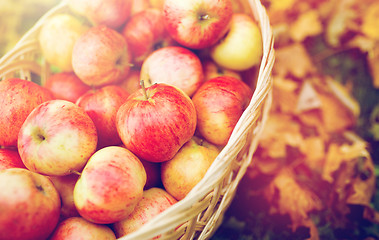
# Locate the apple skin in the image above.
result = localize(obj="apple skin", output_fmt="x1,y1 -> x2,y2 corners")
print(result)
161,136 -> 220,200
192,76 -> 253,146
74,146 -> 147,224
149,0 -> 164,10
131,0 -> 150,15
116,83 -> 197,163
49,216 -> 116,240
122,8 -> 174,66
38,13 -> 90,72
140,46 -> 204,97
0,148 -> 26,170
17,99 -> 98,176
163,0 -> 233,49
68,0 -> 132,29
44,72 -> 91,103
0,168 -> 61,240
0,78 -> 54,147
76,85 -> 130,148
112,187 -> 177,238
210,13 -> 263,71
72,25 -> 131,87
50,174 -> 81,220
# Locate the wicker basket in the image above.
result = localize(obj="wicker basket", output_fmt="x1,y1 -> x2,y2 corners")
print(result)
0,0 -> 274,239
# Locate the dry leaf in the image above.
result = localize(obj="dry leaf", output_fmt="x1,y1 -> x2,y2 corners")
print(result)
289,10 -> 323,42
264,168 -> 323,229
361,2 -> 379,40
325,0 -> 358,47
296,81 -> 322,113
318,91 -> 356,133
299,136 -> 325,170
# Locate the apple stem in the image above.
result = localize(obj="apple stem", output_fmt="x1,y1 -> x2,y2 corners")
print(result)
140,80 -> 149,100
199,14 -> 210,20
70,170 -> 82,176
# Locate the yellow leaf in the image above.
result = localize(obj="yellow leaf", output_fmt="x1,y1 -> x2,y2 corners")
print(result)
289,10 -> 323,42
362,2 -> 379,40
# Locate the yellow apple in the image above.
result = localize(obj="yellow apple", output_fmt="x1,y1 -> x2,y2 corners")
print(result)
38,13 -> 90,72
210,13 -> 262,71
161,136 -> 220,200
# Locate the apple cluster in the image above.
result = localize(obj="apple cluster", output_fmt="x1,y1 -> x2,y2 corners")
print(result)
0,0 -> 263,239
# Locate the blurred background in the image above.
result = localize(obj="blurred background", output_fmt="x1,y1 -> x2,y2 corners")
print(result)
1,0 -> 379,239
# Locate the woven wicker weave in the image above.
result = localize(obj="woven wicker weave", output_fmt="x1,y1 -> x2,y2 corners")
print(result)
0,0 -> 275,239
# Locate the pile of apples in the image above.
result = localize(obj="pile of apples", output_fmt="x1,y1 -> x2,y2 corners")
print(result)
0,0 -> 263,239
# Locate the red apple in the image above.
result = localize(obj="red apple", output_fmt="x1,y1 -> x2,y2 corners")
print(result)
74,146 -> 146,224
192,76 -> 253,146
0,168 -> 61,240
72,25 -> 131,87
112,187 -> 177,238
116,83 -> 197,163
161,136 -> 220,200
140,46 -> 204,97
67,0 -> 133,29
0,148 -> 26,170
18,99 -> 98,176
49,216 -> 116,240
121,8 -> 173,65
44,72 -> 91,103
0,78 -> 54,147
50,174 -> 81,220
163,0 -> 233,49
76,85 -> 130,148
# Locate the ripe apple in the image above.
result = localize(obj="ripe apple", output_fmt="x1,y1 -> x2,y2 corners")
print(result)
121,8 -> 173,65
49,216 -> 116,240
140,46 -> 204,97
44,72 -> 91,103
76,85 -> 130,148
0,168 -> 61,240
161,136 -> 220,200
210,13 -> 263,71
18,99 -> 98,176
50,174 -> 80,220
192,76 -> 253,146
67,0 -> 132,29
149,0 -> 164,10
163,0 -> 233,49
131,0 -> 150,15
112,187 -> 177,238
118,69 -> 142,95
202,59 -> 242,81
116,83 -> 197,163
0,148 -> 26,170
72,25 -> 131,87
0,78 -> 54,147
74,146 -> 146,224
38,13 -> 90,72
